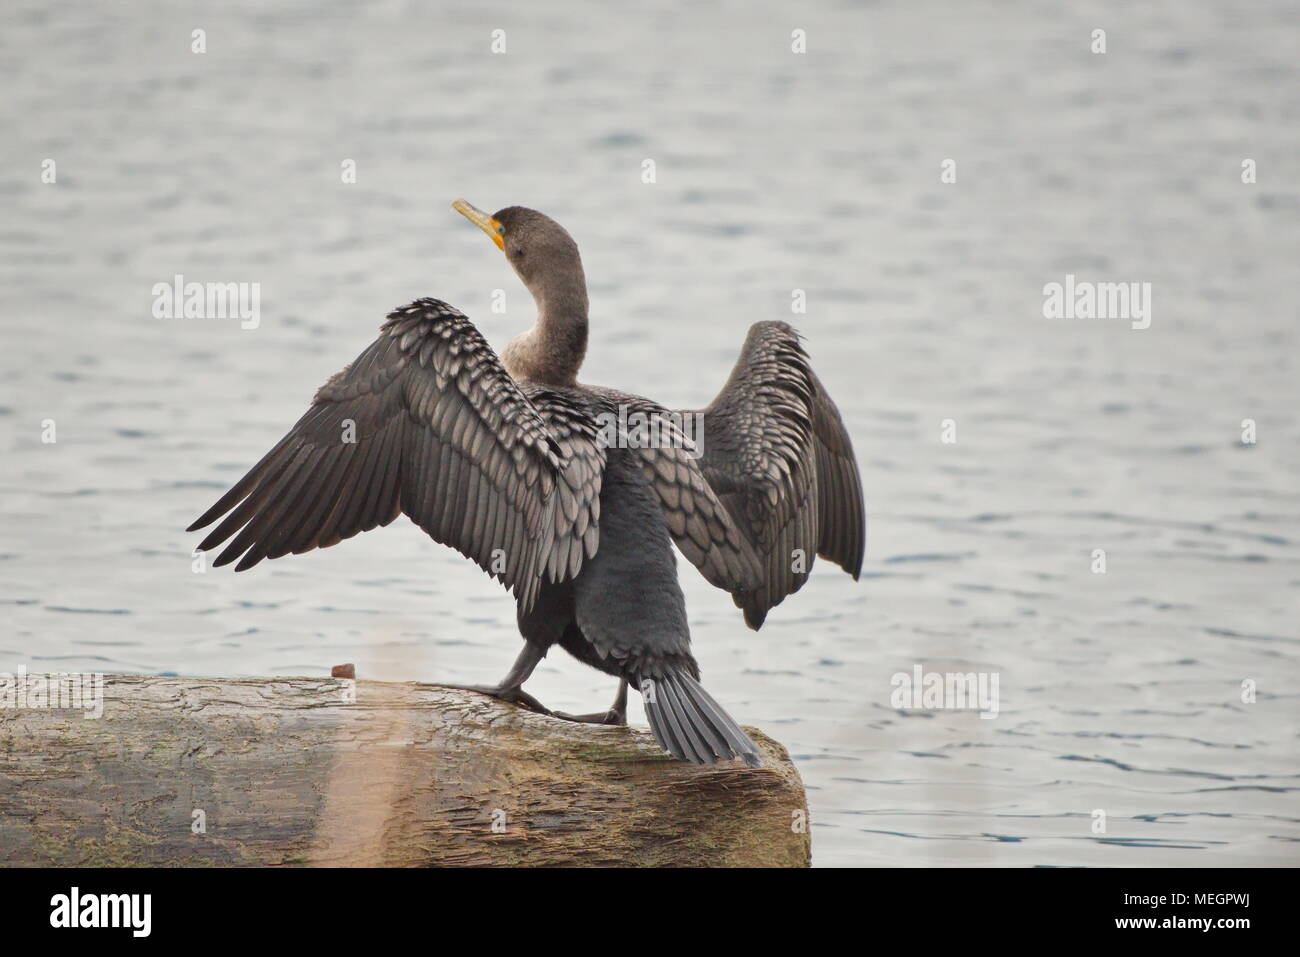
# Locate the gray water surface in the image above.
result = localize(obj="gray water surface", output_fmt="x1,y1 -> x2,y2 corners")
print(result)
2,0 -> 1298,866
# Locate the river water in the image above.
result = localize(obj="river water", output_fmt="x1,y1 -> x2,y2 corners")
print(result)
2,0 -> 1298,866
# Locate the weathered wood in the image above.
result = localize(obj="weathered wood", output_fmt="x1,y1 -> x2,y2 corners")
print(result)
0,675 -> 810,867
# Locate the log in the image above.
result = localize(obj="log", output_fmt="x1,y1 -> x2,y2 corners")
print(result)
0,675 -> 810,867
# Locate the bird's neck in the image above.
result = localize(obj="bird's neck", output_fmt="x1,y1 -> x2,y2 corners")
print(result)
504,276 -> 588,387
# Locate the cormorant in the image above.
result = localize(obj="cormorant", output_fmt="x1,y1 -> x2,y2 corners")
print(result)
188,200 -> 866,768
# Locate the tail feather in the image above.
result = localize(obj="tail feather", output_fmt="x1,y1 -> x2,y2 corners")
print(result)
664,679 -> 732,759
643,706 -> 670,757
658,679 -> 714,764
674,674 -> 763,766
641,671 -> 763,768
643,684 -> 691,763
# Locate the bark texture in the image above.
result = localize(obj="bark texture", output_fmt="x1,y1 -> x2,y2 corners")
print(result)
0,676 -> 811,867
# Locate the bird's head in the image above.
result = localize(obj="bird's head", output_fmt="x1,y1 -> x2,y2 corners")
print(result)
452,200 -> 586,310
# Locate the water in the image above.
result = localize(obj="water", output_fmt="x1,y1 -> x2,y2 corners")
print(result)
2,0 -> 1298,866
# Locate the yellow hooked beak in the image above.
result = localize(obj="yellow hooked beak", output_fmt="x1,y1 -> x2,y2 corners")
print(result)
452,198 -> 505,251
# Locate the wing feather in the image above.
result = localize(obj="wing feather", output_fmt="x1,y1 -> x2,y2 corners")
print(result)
189,298 -> 603,611
684,321 -> 866,628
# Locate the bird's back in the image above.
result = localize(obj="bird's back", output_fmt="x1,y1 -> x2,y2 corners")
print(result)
516,383 -> 695,674
569,441 -> 694,675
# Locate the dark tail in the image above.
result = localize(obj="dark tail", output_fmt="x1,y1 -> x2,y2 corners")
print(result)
640,671 -> 763,768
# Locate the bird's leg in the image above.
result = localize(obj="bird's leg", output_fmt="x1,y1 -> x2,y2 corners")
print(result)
439,642 -> 552,715
553,678 -> 629,726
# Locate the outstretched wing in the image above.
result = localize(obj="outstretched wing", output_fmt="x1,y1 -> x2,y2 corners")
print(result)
686,321 -> 865,629
188,298 -> 604,612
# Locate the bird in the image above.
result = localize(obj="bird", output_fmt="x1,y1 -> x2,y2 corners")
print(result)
187,199 -> 866,769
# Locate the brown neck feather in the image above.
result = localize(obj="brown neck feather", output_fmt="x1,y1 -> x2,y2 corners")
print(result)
503,260 -> 589,387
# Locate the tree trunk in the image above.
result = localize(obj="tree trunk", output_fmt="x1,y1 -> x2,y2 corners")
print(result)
0,675 -> 810,867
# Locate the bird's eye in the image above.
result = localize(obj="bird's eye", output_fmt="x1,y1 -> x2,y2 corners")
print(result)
497,225 -> 505,235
